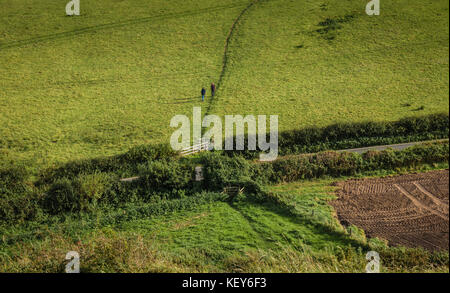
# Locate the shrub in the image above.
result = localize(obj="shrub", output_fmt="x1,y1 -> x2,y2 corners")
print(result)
76,172 -> 114,210
199,153 -> 256,191
38,144 -> 178,185
0,190 -> 39,224
134,160 -> 193,200
42,172 -> 115,214
42,178 -> 79,214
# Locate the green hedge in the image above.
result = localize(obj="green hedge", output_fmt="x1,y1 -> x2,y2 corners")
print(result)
35,114 -> 449,185
37,143 -> 178,185
1,141 -> 448,224
199,153 -> 258,190
200,141 -> 449,186
260,142 -> 449,183
222,113 -> 449,158
70,192 -> 229,228
280,113 -> 448,154
0,165 -> 40,223
125,160 -> 196,201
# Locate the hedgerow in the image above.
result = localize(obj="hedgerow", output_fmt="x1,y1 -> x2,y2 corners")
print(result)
222,113 -> 449,159
0,130 -> 448,224
260,142 -> 449,183
37,143 -> 178,185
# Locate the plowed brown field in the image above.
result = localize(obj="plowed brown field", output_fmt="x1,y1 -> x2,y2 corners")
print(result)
331,170 -> 449,251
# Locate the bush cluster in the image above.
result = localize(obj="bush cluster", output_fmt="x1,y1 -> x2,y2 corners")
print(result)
38,144 -> 177,185
42,172 -> 114,214
2,141 -> 448,223
0,165 -> 39,223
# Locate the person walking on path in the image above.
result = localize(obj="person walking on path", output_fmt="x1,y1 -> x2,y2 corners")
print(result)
201,87 -> 206,102
211,82 -> 216,97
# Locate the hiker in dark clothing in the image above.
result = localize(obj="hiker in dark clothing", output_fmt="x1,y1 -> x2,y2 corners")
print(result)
201,88 -> 206,102
211,83 -> 216,97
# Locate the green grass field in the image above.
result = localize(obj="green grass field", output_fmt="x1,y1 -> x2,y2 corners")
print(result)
2,168 -> 448,273
1,0 -> 448,168
214,0 -> 449,125
0,0 -> 247,166
0,179 -> 361,272
1,0 -> 448,273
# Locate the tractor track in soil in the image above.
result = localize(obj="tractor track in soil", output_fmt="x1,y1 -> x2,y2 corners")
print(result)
331,170 -> 449,251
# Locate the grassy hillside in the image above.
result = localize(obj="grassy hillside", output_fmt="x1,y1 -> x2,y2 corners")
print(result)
1,173 -> 448,273
1,0 -> 448,274
0,0 -> 247,165
213,0 -> 449,126
1,0 -> 448,169
0,141 -> 448,272
0,179 -> 360,272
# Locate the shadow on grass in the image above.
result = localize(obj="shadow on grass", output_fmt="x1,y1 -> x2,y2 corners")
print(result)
158,97 -> 200,104
228,198 -> 368,251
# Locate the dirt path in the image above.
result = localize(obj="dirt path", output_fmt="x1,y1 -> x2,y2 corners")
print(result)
336,139 -> 448,154
271,139 -> 448,162
331,170 -> 449,251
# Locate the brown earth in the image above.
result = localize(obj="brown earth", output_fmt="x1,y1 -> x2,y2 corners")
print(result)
331,170 -> 449,251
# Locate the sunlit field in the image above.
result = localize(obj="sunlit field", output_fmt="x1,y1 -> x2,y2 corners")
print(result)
1,0 -> 448,168
0,0 -> 448,274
